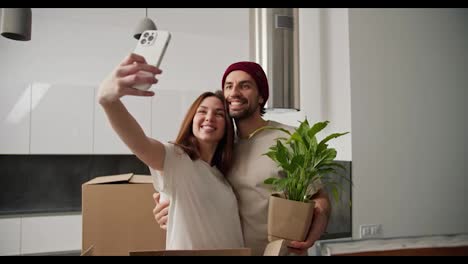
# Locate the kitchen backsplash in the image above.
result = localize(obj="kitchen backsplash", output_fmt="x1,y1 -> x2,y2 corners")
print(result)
0,155 -> 150,215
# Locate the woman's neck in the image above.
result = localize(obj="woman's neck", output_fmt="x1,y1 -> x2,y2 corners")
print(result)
198,141 -> 218,165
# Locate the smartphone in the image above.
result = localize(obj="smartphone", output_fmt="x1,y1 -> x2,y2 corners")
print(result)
132,30 -> 171,91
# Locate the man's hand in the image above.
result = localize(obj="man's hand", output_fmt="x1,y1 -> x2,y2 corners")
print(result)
287,189 -> 331,255
152,192 -> 169,230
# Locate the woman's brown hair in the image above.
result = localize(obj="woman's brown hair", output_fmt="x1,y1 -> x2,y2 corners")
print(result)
172,90 -> 234,175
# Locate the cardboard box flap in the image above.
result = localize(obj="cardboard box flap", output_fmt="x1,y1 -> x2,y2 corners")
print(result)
81,245 -> 95,256
84,173 -> 134,185
130,175 -> 153,184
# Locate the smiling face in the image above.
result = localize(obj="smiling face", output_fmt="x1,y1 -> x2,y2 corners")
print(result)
192,96 -> 227,144
223,70 -> 264,120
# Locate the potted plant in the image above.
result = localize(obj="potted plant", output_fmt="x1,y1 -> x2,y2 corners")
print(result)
250,118 -> 351,242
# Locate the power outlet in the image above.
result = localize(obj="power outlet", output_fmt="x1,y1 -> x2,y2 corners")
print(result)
360,224 -> 383,239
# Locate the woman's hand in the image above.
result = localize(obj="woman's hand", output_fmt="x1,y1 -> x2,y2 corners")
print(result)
97,53 -> 162,106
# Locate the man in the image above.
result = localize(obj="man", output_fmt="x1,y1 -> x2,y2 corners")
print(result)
153,61 -> 331,255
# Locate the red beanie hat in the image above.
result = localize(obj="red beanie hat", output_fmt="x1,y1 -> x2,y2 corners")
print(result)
221,61 -> 269,108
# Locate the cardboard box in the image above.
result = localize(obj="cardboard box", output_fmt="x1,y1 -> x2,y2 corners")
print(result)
81,173 -> 288,256
83,239 -> 287,256
82,173 -> 166,256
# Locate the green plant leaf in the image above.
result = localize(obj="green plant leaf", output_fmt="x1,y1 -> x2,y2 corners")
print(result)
275,178 -> 290,192
308,121 -> 329,139
297,118 -> 310,135
264,178 -> 277,185
315,148 -> 337,167
297,119 -> 311,149
290,155 -> 305,170
290,132 -> 304,144
317,132 -> 349,154
309,135 -> 318,154
259,119 -> 352,203
263,151 -> 278,165
275,140 -> 289,166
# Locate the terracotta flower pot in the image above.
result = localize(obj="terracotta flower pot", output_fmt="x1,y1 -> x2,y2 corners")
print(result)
267,193 -> 315,242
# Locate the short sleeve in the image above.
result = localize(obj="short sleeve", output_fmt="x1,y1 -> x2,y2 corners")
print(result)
149,143 -> 189,195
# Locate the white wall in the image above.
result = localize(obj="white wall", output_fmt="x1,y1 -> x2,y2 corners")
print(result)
0,8 -> 249,255
0,8 -> 249,155
0,8 -> 249,88
318,8 -> 352,161
292,9 -> 353,254
349,8 -> 468,239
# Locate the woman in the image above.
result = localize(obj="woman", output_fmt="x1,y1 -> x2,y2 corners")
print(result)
97,53 -> 244,250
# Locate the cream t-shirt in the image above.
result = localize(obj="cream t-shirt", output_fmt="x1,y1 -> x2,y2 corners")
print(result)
227,120 -> 322,256
151,143 -> 244,250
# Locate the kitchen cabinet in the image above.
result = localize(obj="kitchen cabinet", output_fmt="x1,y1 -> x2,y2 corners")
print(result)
30,83 -> 94,154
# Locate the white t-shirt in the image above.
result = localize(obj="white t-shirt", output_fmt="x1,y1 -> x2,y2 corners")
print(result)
150,143 -> 244,250
227,120 -> 322,256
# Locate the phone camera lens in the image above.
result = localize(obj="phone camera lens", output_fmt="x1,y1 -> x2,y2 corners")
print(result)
140,39 -> 147,45
143,32 -> 149,38
148,36 -> 154,41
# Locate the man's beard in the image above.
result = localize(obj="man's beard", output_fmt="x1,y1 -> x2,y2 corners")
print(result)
229,103 -> 258,121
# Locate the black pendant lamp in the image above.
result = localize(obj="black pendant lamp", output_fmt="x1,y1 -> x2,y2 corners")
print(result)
1,8 -> 32,41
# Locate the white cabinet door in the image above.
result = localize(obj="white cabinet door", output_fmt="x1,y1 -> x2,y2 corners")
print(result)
0,217 -> 21,255
30,83 -> 94,154
0,83 -> 31,154
21,214 -> 81,255
93,91 -> 152,154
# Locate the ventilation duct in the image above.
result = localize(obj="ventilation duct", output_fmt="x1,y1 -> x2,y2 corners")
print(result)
251,8 -> 300,112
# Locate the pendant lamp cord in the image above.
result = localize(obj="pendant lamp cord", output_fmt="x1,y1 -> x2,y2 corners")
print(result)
145,8 -> 148,18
